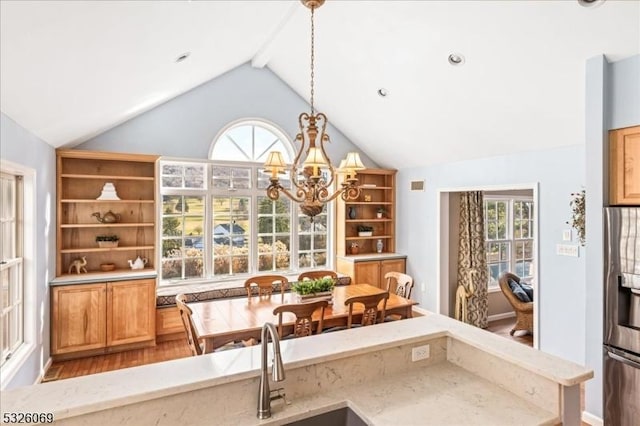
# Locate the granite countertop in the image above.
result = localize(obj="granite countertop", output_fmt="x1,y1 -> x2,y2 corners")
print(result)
0,311 -> 592,425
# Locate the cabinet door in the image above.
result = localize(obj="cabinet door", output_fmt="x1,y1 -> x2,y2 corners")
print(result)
51,284 -> 106,355
610,126 -> 640,205
354,261 -> 381,287
380,259 -> 407,290
107,279 -> 156,346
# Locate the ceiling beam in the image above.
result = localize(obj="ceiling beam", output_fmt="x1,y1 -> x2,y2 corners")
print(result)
251,2 -> 298,69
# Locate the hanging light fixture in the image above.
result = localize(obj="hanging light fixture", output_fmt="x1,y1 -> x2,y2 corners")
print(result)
264,0 -> 364,220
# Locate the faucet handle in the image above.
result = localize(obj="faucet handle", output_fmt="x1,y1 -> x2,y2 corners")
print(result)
270,387 -> 290,405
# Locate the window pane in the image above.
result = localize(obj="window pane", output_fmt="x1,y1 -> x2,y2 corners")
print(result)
161,163 -> 204,189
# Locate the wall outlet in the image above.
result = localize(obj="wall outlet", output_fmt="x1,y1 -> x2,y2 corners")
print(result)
412,344 -> 430,362
421,282 -> 425,292
556,244 -> 579,257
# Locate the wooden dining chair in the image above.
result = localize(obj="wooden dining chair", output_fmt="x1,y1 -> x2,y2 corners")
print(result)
297,270 -> 338,281
272,300 -> 329,339
384,272 -> 414,321
345,291 -> 389,328
384,272 -> 414,299
175,294 -> 203,356
244,274 -> 289,298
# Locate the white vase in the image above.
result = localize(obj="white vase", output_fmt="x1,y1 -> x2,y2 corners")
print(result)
376,239 -> 383,253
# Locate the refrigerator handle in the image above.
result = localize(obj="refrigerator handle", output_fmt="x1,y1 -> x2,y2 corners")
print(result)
608,350 -> 640,369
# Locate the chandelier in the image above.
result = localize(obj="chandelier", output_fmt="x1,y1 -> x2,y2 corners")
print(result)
263,0 -> 364,220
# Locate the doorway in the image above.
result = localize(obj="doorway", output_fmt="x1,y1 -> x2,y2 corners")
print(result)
437,184 -> 539,349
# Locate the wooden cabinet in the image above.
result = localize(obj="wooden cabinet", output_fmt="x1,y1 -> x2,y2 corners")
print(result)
336,168 -> 397,256
51,283 -> 107,355
51,279 -> 156,358
107,279 -> 156,346
336,168 -> 406,287
337,257 -> 406,289
56,149 -> 158,277
610,125 -> 640,205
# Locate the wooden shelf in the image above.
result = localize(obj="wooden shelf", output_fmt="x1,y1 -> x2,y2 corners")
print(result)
61,223 -> 155,228
61,245 -> 155,254
346,219 -> 392,223
344,201 -> 393,205
61,174 -> 154,181
56,149 -> 159,277
345,235 -> 393,240
61,199 -> 155,203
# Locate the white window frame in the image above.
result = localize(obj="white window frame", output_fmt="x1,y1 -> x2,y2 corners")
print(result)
159,120 -> 333,286
0,161 -> 36,389
484,196 -> 535,290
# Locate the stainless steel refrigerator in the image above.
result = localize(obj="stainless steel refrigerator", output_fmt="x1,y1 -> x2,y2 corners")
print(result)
604,207 -> 640,426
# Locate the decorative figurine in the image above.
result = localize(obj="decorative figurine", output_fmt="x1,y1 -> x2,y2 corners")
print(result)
128,256 -> 148,270
68,256 -> 88,274
91,210 -> 121,223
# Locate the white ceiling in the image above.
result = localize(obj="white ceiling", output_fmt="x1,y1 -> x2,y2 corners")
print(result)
1,0 -> 639,168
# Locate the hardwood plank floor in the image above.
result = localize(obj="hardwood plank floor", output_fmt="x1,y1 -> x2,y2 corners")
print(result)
486,317 -> 533,347
42,339 -> 191,382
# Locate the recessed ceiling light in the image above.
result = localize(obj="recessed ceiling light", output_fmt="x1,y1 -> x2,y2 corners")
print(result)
175,52 -> 191,63
377,88 -> 388,97
578,0 -> 605,7
448,53 -> 465,66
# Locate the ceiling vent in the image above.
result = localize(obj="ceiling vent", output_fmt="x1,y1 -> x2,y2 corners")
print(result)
410,180 -> 425,191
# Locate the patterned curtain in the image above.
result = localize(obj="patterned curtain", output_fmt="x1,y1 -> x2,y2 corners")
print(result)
456,191 -> 488,328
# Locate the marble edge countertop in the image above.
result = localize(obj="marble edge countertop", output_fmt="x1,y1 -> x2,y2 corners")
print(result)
50,269 -> 158,285
0,312 -> 592,420
336,253 -> 407,262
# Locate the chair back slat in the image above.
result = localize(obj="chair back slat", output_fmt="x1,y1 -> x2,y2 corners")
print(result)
297,270 -> 338,281
244,275 -> 289,298
345,291 -> 389,328
384,272 -> 414,299
175,294 -> 203,356
273,300 -> 329,338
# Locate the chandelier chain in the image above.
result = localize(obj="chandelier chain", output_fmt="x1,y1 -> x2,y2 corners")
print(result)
310,5 -> 315,114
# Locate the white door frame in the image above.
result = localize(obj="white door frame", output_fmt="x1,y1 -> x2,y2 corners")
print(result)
436,183 -> 540,349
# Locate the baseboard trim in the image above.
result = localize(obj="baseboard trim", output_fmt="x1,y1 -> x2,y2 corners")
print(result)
35,357 -> 52,384
488,312 -> 516,322
582,411 -> 603,426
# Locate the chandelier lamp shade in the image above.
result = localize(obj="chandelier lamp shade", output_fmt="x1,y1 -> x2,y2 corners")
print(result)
264,0 -> 365,220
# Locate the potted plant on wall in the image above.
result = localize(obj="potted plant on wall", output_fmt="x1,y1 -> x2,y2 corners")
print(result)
96,234 -> 119,248
357,225 -> 373,237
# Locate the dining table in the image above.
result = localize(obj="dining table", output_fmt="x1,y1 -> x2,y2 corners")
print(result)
188,283 -> 418,353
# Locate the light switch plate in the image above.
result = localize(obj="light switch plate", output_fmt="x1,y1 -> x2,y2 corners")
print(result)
562,229 -> 572,241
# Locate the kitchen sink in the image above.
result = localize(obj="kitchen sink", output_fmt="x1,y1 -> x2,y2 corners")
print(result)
282,407 -> 368,426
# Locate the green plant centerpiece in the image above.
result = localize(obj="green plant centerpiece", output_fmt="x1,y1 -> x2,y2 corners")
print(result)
291,277 -> 335,302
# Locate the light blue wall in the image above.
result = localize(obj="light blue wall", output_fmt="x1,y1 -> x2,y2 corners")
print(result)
78,63 -> 375,168
584,53 -> 639,420
0,113 -> 56,389
397,145 -> 587,363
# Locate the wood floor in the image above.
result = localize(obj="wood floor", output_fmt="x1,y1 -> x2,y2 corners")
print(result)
42,339 -> 191,382
486,317 -> 533,347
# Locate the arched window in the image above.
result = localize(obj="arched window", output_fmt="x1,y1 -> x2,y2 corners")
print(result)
211,121 -> 293,163
159,120 -> 330,284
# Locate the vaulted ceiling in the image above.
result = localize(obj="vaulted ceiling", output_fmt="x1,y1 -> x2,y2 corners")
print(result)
1,0 -> 638,168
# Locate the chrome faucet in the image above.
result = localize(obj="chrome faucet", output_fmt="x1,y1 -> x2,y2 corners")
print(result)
257,322 -> 286,419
